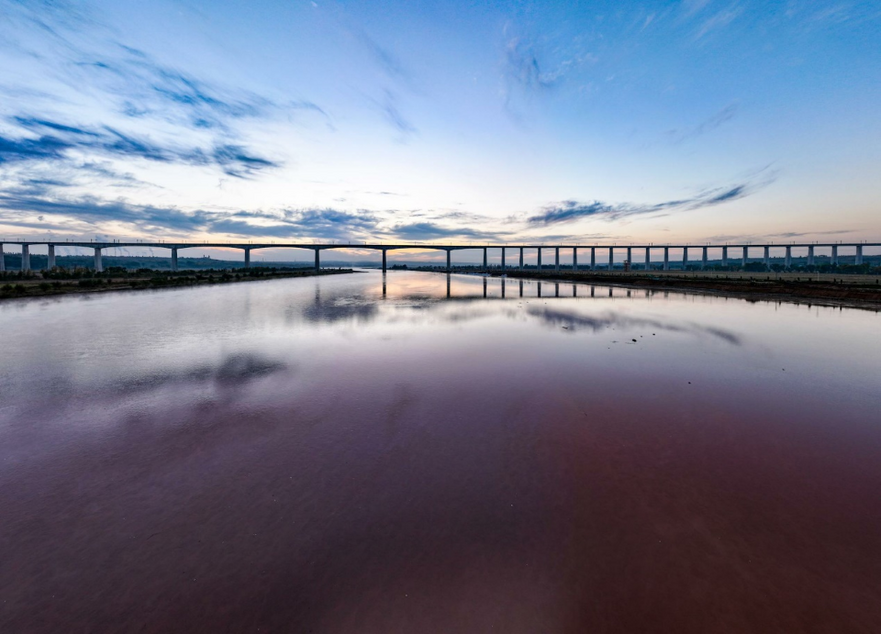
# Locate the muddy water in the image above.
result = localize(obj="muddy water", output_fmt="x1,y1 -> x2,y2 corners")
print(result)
1,270 -> 880,633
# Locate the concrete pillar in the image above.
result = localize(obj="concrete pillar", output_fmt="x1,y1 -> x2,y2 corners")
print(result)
590,247 -> 596,269
483,247 -> 488,269
856,245 -> 863,265
47,245 -> 56,269
314,248 -> 320,271
682,247 -> 688,269
572,247 -> 578,270
501,247 -> 506,271
645,247 -> 651,270
608,247 -> 614,270
244,247 -> 251,268
722,246 -> 728,267
785,246 -> 792,269
519,247 -> 524,270
663,247 -> 669,271
171,247 -> 179,272
382,249 -> 387,271
537,248 -> 542,270
763,246 -> 770,269
0,244 -> 5,272
446,249 -> 451,272
831,245 -> 838,265
21,244 -> 30,271
93,247 -> 103,272
701,247 -> 708,270
626,247 -> 632,269
808,245 -> 815,266
554,247 -> 559,271
741,247 -> 747,268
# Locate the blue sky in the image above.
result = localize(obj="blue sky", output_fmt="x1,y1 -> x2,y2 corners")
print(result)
0,0 -> 879,259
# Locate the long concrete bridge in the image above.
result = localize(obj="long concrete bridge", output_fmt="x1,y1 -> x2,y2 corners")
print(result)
1,240 -> 878,273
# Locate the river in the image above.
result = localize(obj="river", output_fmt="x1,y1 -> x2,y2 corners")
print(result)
1,270 -> 880,632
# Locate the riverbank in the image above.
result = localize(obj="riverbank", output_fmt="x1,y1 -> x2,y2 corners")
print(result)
492,270 -> 881,311
0,267 -> 355,301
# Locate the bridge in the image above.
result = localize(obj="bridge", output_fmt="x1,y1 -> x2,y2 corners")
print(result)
1,240 -> 878,273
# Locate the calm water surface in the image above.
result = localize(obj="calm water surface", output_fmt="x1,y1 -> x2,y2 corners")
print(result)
1,270 -> 880,633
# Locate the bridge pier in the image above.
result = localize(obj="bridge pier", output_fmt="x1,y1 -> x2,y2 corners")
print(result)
608,247 -> 614,271
171,247 -> 179,272
0,243 -> 5,272
645,247 -> 651,270
742,246 -> 747,269
555,247 -> 560,271
591,247 -> 596,270
808,245 -> 815,266
702,247 -> 708,270
722,246 -> 728,268
501,247 -> 506,271
764,246 -> 770,270
831,245 -> 838,266
663,247 -> 669,271
682,247 -> 688,270
446,249 -> 451,272
93,247 -> 103,273
626,247 -> 632,269
856,245 -> 863,265
314,248 -> 320,272
537,248 -> 542,270
785,246 -> 792,269
483,247 -> 487,269
519,247 -> 524,270
573,247 -> 578,270
21,244 -> 30,272
47,245 -> 56,269
244,247 -> 251,268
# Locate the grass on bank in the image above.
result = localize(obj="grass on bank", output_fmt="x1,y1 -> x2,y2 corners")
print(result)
0,266 -> 353,299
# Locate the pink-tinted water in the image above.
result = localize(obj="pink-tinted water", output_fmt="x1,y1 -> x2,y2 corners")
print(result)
1,271 -> 880,632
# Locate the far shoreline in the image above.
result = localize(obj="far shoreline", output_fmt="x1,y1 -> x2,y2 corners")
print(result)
483,269 -> 881,312
0,267 -> 356,302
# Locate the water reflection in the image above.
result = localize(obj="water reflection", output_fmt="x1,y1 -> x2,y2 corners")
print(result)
274,273 -> 743,347
1,270 -> 880,633
531,306 -> 742,344
113,353 -> 289,395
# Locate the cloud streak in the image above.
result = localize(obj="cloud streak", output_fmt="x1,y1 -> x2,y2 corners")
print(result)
665,104 -> 739,143
388,221 -> 502,241
527,171 -> 777,226
2,116 -> 279,177
0,190 -> 385,240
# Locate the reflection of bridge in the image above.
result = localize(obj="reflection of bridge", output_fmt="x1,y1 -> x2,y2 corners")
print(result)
389,273 -> 656,301
1,240 -> 878,273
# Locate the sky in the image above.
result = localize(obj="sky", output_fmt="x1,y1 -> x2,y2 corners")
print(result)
0,0 -> 879,261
